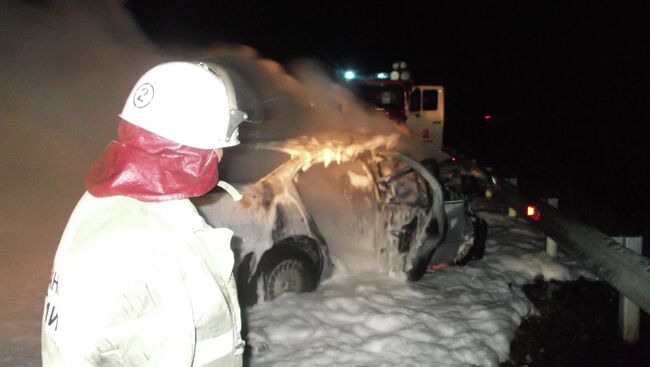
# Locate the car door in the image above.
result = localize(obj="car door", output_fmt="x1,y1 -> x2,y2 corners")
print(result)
407,86 -> 445,151
373,152 -> 447,280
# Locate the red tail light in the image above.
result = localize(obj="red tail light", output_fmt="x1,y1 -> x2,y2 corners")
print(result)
526,205 -> 541,221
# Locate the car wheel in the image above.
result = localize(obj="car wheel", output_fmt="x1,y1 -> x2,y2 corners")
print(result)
260,247 -> 318,301
470,217 -> 487,261
449,242 -> 474,266
450,217 -> 487,266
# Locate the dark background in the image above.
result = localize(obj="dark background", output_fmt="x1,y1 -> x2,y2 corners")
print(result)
125,1 -> 650,240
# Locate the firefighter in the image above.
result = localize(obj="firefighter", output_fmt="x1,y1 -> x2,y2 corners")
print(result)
41,61 -> 258,366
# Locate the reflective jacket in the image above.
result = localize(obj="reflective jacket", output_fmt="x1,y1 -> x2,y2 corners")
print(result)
42,192 -> 244,366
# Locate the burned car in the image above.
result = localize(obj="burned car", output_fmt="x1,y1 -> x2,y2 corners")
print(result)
193,134 -> 486,305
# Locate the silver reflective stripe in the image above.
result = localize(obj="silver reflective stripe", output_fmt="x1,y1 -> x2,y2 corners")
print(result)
194,329 -> 234,366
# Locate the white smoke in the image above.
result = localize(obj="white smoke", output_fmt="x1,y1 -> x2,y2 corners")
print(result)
1,1 -> 164,364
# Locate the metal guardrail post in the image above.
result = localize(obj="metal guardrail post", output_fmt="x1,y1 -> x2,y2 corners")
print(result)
544,198 -> 559,258
545,237 -> 558,258
505,178 -> 518,217
613,236 -> 642,343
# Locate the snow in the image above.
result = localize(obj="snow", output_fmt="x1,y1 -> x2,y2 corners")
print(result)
1,1 -> 591,366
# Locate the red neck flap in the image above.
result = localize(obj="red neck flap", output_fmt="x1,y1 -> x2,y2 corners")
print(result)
85,120 -> 218,202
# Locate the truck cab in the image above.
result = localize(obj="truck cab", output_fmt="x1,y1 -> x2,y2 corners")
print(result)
342,69 -> 446,153
347,79 -> 410,123
407,85 -> 445,152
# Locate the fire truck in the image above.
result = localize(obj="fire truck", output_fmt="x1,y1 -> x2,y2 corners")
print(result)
343,63 -> 445,152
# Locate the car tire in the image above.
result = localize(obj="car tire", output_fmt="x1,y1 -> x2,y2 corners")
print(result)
449,217 -> 488,266
470,217 -> 487,261
259,246 -> 318,301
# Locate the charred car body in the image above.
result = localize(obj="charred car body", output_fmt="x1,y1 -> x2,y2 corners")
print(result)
194,134 -> 486,305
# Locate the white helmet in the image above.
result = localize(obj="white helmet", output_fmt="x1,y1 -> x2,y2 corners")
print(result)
120,61 -> 256,149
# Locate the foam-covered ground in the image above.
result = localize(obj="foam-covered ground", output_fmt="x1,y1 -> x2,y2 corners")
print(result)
244,203 -> 590,367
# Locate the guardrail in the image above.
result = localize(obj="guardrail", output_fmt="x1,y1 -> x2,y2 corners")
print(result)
460,160 -> 650,340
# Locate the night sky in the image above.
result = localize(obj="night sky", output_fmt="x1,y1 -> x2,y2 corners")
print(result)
125,1 -> 650,235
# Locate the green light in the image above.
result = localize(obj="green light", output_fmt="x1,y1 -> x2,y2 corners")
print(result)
344,70 -> 356,80
376,72 -> 388,79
